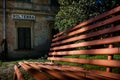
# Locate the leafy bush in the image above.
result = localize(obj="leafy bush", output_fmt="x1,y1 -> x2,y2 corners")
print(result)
55,0 -> 120,31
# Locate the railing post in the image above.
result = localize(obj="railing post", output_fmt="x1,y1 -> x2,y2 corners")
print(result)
51,51 -> 55,63
106,44 -> 113,72
106,23 -> 114,72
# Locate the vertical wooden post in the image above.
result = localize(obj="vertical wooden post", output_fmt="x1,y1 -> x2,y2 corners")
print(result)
13,72 -> 17,80
51,51 -> 55,63
106,44 -> 113,72
106,23 -> 114,72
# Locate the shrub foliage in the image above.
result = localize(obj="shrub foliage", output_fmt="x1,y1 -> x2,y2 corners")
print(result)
55,0 -> 120,31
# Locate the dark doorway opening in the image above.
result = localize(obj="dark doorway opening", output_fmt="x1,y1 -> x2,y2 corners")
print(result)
17,28 -> 31,50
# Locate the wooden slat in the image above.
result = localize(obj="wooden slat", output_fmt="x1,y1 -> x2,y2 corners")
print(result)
14,65 -> 25,80
88,70 -> 120,80
53,6 -> 120,38
27,62 -> 118,79
31,63 -> 119,79
49,48 -> 120,56
26,62 -> 108,80
24,62 -> 69,80
53,6 -> 120,40
41,69 -> 85,80
85,73 -> 113,80
52,24 -> 120,46
48,57 -> 120,68
26,62 -> 86,72
22,62 -> 120,80
19,62 -> 49,80
24,62 -> 120,80
25,62 -> 84,80
85,74 -> 104,80
51,36 -> 120,51
53,15 -> 120,42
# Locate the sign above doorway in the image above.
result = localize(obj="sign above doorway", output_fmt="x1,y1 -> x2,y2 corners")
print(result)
12,14 -> 36,20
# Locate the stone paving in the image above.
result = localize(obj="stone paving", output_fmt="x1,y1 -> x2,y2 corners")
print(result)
0,63 -> 14,80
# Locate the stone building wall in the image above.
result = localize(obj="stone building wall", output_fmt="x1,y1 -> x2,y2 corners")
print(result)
0,0 -> 59,60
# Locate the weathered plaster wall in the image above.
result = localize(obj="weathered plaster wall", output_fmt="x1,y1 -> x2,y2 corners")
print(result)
0,0 -> 58,60
6,15 -> 53,59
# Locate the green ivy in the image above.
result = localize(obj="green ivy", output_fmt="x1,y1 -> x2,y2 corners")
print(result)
55,0 -> 119,31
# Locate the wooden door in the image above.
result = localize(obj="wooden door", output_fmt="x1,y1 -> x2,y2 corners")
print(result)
18,28 -> 31,50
